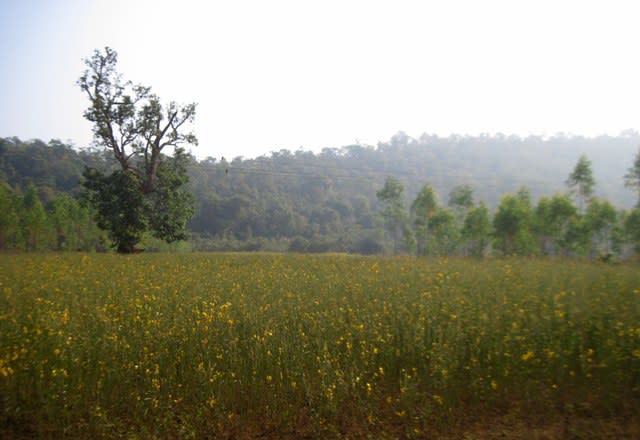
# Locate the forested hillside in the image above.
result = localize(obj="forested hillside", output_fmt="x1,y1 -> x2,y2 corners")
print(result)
1,133 -> 639,255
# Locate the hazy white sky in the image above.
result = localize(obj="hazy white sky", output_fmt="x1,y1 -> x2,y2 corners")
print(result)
1,0 -> 639,159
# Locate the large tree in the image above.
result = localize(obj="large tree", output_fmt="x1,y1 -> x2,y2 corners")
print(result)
78,47 -> 197,252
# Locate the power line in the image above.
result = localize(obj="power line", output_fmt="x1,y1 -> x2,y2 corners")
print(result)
188,162 -> 564,190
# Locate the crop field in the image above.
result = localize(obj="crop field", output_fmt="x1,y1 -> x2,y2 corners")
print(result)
0,253 -> 639,439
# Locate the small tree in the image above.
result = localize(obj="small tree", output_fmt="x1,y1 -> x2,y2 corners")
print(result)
427,207 -> 459,256
584,198 -> 617,257
493,188 -> 536,255
411,184 -> 438,255
624,208 -> 640,252
0,184 -> 21,250
624,147 -> 640,207
462,202 -> 491,257
448,184 -> 474,224
377,177 -> 413,254
21,185 -> 48,251
533,194 -> 577,256
78,47 -> 197,252
567,155 -> 595,212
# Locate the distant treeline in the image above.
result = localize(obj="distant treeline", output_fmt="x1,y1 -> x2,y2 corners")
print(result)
1,134 -> 639,256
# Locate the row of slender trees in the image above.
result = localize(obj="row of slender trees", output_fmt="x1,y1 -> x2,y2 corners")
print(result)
0,184 -> 104,251
377,154 -> 640,258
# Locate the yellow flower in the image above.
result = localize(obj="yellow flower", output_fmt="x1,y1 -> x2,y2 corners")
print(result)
521,351 -> 535,361
0,359 -> 14,377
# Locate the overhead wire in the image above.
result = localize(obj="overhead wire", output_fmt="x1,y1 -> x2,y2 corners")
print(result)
187,160 -> 563,190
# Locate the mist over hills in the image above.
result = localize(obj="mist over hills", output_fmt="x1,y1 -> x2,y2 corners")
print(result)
215,131 -> 638,209
2,131 -> 638,208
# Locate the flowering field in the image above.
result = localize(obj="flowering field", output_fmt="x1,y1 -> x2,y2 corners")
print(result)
1,253 -> 639,438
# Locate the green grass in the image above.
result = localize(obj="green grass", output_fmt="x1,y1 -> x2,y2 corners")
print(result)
1,254 -> 639,438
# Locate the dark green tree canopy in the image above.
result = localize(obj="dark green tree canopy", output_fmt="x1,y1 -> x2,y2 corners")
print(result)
78,47 -> 197,252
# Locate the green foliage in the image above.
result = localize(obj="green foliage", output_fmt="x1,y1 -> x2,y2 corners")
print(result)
408,186 -> 461,256
567,154 -> 596,211
624,147 -> 640,207
533,194 -> 577,255
0,183 -> 105,252
0,138 -> 86,194
624,208 -> 640,251
377,177 -> 413,253
411,184 -> 439,255
376,176 -> 405,205
448,184 -> 474,223
0,184 -> 21,250
462,201 -> 491,256
21,185 -> 48,251
49,194 -> 104,251
583,198 -> 618,256
83,169 -> 146,253
145,149 -> 195,243
426,206 -> 459,256
493,188 -> 537,255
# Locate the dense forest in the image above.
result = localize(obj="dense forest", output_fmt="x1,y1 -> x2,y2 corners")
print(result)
1,132 -> 639,257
